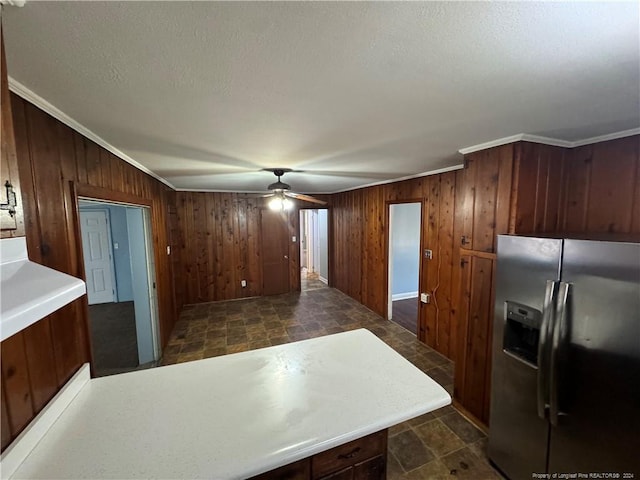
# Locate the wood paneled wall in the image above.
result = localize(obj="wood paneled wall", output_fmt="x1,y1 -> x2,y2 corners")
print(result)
331,182 -> 412,319
177,192 -> 262,303
559,136 -> 640,233
330,174 -> 457,356
422,174 -> 457,358
330,145 -> 518,359
511,137 -> 640,235
0,94 -> 179,450
512,142 -> 566,233
175,192 -> 306,304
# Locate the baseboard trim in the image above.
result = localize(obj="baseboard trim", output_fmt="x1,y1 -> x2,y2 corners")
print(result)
452,399 -> 489,433
392,292 -> 419,301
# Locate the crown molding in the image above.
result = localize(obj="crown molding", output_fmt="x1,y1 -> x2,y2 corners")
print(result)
459,128 -> 640,155
175,188 -> 274,194
571,127 -> 640,147
8,77 -> 176,190
331,164 -> 464,194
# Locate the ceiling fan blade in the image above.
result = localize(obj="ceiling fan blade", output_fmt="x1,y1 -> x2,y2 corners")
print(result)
285,192 -> 327,205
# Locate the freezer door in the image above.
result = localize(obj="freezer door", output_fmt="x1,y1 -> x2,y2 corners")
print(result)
489,235 -> 562,480
548,240 -> 640,474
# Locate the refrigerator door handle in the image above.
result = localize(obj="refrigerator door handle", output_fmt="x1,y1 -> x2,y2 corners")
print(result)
550,281 -> 570,427
537,280 -> 558,420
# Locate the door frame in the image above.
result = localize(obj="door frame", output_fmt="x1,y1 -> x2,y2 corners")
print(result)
71,182 -> 161,376
298,206 -> 331,289
300,209 -> 321,275
385,199 -> 424,338
78,207 -> 117,305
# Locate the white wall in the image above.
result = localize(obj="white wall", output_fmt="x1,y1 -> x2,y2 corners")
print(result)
126,207 -> 154,365
318,209 -> 329,281
390,203 -> 421,298
299,211 -> 307,269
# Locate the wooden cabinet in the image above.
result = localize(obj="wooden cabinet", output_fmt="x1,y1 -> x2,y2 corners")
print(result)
250,430 -> 387,480
451,145 -> 514,426
251,459 -> 310,480
0,28 -> 24,238
312,429 -> 387,480
319,454 -> 385,480
453,252 -> 496,425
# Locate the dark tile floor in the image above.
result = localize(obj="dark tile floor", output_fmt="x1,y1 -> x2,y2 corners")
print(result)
301,268 -> 329,291
160,287 -> 502,479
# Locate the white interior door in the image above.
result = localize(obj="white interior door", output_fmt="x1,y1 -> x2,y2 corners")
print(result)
80,210 -> 115,305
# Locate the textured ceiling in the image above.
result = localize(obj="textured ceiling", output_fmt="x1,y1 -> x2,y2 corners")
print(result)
3,2 -> 639,193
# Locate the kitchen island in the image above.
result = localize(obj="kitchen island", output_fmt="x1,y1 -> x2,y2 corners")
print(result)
1,329 -> 450,479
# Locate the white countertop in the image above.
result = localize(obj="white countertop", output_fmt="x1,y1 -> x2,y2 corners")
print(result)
6,329 -> 451,479
0,237 -> 86,342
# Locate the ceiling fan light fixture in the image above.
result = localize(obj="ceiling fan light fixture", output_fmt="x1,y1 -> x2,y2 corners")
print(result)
268,194 -> 293,211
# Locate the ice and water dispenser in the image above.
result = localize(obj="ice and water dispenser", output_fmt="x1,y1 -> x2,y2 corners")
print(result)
503,301 -> 542,367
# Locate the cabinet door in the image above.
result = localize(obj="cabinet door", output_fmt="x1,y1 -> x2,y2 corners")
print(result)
249,459 -> 310,480
318,467 -> 353,480
312,430 -> 387,479
0,144 -> 16,231
0,28 -> 23,237
354,455 -> 385,480
459,145 -> 514,253
453,253 -> 496,425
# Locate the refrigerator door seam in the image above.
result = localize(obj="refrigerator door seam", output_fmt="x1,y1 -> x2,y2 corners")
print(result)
537,280 -> 558,421
549,281 -> 570,427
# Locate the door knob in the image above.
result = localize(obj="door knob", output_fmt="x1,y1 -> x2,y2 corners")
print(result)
284,255 -> 288,259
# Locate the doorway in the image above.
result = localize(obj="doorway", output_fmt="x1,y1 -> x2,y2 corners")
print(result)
388,202 -> 422,334
299,208 -> 329,291
79,199 -> 161,376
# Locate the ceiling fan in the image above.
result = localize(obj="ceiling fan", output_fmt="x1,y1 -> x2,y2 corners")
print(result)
262,168 -> 327,210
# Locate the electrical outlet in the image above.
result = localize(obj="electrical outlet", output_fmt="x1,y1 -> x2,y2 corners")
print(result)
166,246 -> 171,255
292,236 -> 297,242
424,249 -> 432,259
241,280 -> 247,288
420,293 -> 430,304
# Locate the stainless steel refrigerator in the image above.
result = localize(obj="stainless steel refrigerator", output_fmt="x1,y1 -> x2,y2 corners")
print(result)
488,235 -> 640,480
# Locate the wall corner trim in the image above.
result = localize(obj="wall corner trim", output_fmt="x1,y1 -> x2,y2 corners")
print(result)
8,77 -> 176,191
458,128 -> 640,155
